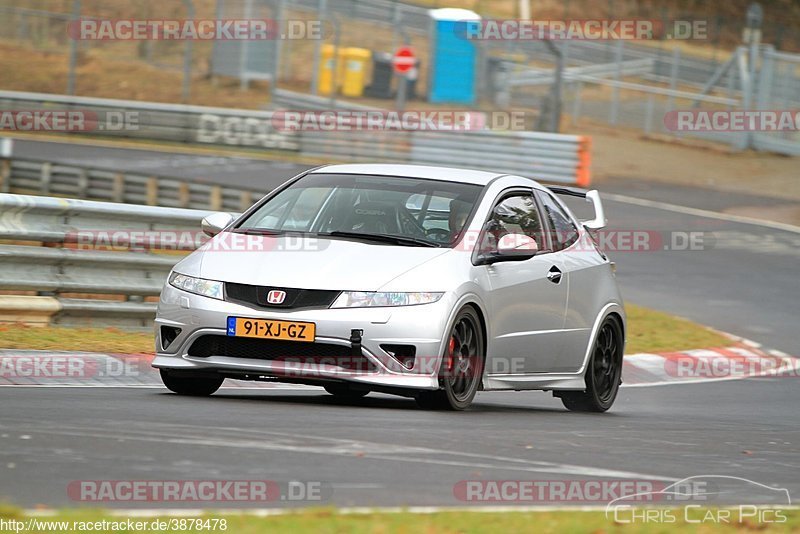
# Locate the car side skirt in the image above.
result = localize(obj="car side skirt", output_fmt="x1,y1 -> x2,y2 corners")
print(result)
482,302 -> 625,391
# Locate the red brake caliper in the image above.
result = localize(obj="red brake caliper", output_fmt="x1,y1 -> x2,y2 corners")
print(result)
447,336 -> 456,371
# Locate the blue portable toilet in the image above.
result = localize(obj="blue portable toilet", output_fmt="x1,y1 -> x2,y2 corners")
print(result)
428,8 -> 481,104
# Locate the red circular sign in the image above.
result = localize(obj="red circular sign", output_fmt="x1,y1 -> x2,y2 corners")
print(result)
392,46 -> 416,74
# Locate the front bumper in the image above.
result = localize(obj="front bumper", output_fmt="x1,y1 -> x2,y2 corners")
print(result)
152,284 -> 453,390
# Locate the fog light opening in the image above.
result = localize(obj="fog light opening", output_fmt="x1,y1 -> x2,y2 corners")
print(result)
160,326 -> 182,350
381,344 -> 417,370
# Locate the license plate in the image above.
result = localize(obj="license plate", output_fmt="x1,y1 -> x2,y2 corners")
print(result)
227,317 -> 315,342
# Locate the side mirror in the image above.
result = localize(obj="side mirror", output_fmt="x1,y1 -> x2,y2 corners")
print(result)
476,233 -> 539,265
201,212 -> 235,237
497,233 -> 539,257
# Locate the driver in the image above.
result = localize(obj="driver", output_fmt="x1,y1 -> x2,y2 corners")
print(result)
449,199 -> 470,241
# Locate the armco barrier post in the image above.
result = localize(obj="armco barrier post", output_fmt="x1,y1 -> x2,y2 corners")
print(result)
39,162 -> 52,194
112,173 -> 125,203
178,183 -> 191,208
0,138 -> 11,193
210,186 -> 223,211
0,161 -> 8,193
76,168 -> 89,197
576,136 -> 592,188
240,191 -> 254,212
146,177 -> 159,206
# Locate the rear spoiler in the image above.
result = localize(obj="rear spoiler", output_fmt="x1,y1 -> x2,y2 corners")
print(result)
549,186 -> 607,230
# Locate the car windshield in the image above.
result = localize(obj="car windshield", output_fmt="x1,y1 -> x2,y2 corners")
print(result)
236,173 -> 483,247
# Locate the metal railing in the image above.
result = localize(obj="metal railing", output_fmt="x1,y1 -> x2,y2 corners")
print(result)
0,193 -> 214,328
0,91 -> 593,185
272,88 -> 380,111
5,0 -> 799,99
300,129 -> 590,185
750,48 -> 800,156
0,157 -> 267,212
0,91 -> 300,151
544,43 -> 800,155
507,58 -> 656,88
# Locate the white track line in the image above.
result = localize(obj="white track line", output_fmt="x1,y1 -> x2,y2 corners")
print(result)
603,192 -> 800,234
10,423 -> 673,482
623,373 -> 798,388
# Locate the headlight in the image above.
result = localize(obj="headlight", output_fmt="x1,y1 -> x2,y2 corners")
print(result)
168,272 -> 224,300
330,291 -> 443,308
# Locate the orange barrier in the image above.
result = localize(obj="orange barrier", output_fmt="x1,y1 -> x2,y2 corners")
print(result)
576,135 -> 592,188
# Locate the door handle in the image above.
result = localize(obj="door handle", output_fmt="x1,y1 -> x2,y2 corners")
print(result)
546,266 -> 562,284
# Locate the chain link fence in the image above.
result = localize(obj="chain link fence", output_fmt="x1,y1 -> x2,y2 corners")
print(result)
0,0 -> 798,155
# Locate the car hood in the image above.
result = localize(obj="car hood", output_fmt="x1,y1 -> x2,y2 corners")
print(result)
181,233 -> 452,291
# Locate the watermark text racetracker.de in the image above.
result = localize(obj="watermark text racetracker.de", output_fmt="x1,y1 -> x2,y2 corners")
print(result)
665,110 -> 800,132
1,518 -> 229,533
67,480 -> 331,503
455,479 -> 670,503
0,354 -> 143,379
0,110 -> 139,132
269,110 -> 527,132
194,111 -> 529,150
63,229 -> 714,253
64,230 -> 330,253
68,18 -> 325,40
665,352 -> 800,380
455,19 -> 708,41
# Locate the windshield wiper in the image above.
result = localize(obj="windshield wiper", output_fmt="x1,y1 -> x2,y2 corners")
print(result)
232,228 -> 283,235
319,231 -> 441,248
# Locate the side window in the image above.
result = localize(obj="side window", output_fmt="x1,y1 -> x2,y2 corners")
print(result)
479,194 -> 544,254
537,191 -> 579,251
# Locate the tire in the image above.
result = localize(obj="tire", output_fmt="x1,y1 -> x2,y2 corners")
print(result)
160,369 -> 223,396
559,316 -> 623,412
416,306 -> 485,411
324,384 -> 369,399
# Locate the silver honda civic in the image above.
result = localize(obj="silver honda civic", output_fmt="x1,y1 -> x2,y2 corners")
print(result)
153,164 -> 625,411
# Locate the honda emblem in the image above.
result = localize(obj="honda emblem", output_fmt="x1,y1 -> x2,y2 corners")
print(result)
266,290 -> 286,304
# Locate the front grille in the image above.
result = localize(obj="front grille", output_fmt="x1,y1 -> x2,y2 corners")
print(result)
225,283 -> 340,310
187,335 -> 376,372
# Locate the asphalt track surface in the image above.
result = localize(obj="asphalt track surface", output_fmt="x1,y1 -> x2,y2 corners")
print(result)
2,138 -> 798,509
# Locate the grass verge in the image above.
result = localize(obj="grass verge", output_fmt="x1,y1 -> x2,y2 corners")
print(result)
0,506 -> 797,533
0,324 -> 153,354
0,304 -> 731,355
624,303 -> 730,354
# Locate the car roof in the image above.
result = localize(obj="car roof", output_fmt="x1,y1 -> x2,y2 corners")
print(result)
309,163 -> 515,186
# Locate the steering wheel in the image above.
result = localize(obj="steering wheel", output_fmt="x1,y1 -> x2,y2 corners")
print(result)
399,207 -> 430,239
426,228 -> 452,243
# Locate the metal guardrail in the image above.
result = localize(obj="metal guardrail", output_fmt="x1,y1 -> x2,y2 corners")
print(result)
0,157 -> 267,212
0,91 -> 299,151
0,194 -> 214,328
0,91 -> 591,186
272,88 -> 380,111
301,130 -> 590,186
508,58 -> 656,87
410,131 -> 588,185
